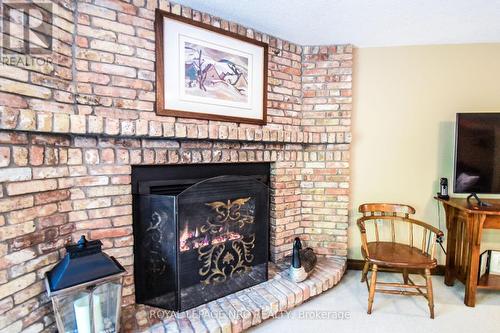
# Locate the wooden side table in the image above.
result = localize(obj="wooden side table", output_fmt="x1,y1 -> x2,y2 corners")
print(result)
436,197 -> 500,307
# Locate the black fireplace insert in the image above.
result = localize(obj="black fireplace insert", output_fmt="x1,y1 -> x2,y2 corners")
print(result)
132,163 -> 270,311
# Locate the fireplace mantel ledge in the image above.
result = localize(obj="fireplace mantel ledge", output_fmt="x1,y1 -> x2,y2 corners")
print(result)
121,257 -> 346,333
0,112 -> 351,145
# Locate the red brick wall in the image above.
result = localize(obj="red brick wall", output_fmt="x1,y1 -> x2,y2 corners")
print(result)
0,1 -> 351,331
300,45 -> 352,255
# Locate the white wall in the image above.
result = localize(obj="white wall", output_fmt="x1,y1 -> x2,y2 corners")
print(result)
350,44 -> 500,263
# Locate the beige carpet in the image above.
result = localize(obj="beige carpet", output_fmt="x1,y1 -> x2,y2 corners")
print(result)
248,270 -> 500,333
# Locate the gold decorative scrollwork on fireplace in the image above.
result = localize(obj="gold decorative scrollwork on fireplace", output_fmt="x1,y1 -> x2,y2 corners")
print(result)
196,196 -> 256,284
198,235 -> 255,285
201,197 -> 255,234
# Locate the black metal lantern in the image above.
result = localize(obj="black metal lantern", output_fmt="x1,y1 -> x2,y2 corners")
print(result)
45,236 -> 126,333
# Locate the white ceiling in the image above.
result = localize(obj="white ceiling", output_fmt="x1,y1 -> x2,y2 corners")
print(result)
174,0 -> 500,47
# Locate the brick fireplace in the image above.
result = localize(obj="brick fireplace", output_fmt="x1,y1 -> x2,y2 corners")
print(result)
0,1 -> 352,331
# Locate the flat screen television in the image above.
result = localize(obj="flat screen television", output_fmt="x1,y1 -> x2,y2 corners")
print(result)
454,113 -> 500,194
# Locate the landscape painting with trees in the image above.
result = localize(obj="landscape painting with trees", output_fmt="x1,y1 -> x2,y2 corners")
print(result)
184,41 -> 249,104
157,12 -> 267,124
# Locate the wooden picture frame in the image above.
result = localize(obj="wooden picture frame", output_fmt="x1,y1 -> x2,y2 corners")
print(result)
155,9 -> 268,125
479,250 -> 500,280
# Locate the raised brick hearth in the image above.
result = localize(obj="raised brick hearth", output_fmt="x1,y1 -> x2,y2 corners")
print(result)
0,1 -> 352,332
121,257 -> 346,333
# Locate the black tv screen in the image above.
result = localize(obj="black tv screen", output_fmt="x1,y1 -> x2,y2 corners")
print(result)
454,113 -> 500,194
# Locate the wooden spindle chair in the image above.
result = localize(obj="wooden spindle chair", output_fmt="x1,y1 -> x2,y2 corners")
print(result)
357,203 -> 444,318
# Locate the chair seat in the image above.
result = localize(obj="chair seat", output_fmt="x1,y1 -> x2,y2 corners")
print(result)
361,242 -> 437,269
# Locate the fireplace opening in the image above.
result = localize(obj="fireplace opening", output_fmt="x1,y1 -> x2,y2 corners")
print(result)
132,163 -> 270,311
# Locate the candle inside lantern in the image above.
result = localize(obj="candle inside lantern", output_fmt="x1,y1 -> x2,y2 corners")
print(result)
93,294 -> 104,333
73,294 -> 91,333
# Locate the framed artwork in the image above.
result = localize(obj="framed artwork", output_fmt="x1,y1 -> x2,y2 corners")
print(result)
478,250 -> 500,280
155,10 -> 268,125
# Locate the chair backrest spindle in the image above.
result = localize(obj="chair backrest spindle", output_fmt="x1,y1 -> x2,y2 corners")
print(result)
430,235 -> 437,259
409,223 -> 414,247
421,228 -> 427,252
391,212 -> 396,242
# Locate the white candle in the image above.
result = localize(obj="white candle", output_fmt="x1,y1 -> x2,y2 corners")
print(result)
74,294 -> 91,333
93,294 -> 104,333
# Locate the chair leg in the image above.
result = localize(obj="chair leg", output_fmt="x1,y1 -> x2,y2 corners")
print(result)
367,264 -> 378,314
425,268 -> 435,319
361,261 -> 370,282
402,268 -> 409,284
